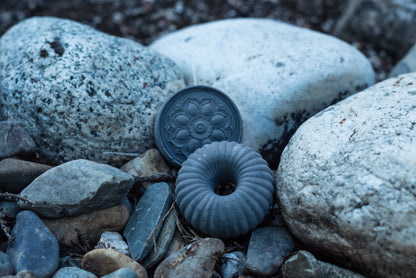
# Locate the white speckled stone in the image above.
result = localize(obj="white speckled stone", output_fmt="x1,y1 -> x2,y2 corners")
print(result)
150,18 -> 375,167
0,17 -> 185,165
277,73 -> 416,278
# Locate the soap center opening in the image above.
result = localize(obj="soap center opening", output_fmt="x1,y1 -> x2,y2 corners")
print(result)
215,180 -> 237,196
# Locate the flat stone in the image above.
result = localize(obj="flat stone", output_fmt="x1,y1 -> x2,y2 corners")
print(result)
390,44 -> 416,77
220,251 -> 245,278
0,158 -> 51,193
277,73 -> 416,278
81,249 -> 148,278
140,209 -> 176,269
154,238 -> 225,278
0,17 -> 185,165
150,18 -> 374,167
121,149 -> 171,188
95,231 -> 130,257
52,267 -> 97,278
7,210 -> 59,278
43,204 -> 130,246
102,267 -> 139,278
0,251 -> 13,276
19,159 -> 134,217
124,182 -> 172,261
0,120 -> 36,159
245,227 -> 294,275
283,250 -> 365,278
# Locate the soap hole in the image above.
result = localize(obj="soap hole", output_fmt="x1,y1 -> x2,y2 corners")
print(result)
215,181 -> 237,196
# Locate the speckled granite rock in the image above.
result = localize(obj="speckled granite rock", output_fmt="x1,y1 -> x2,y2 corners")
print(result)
0,17 -> 185,165
0,120 -> 36,159
0,158 -> 51,194
19,159 -> 133,218
150,18 -> 374,167
277,73 -> 416,278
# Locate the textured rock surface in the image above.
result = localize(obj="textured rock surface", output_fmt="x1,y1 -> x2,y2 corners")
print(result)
334,0 -> 416,56
95,231 -> 130,257
0,17 -> 185,164
164,231 -> 186,258
154,238 -> 225,278
277,73 -> 416,278
124,182 -> 172,261
0,251 -> 13,276
7,211 -> 59,278
0,120 -> 36,159
81,249 -> 148,278
19,159 -> 133,217
220,251 -> 245,278
140,210 -> 176,269
245,227 -> 294,275
390,43 -> 416,77
150,18 -> 374,167
282,250 -> 365,278
52,267 -> 97,278
0,158 -> 51,193
3,270 -> 36,278
121,149 -> 171,188
43,204 -> 130,246
102,267 -> 139,278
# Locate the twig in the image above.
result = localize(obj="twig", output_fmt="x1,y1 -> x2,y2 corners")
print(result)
133,170 -> 178,184
0,212 -> 12,242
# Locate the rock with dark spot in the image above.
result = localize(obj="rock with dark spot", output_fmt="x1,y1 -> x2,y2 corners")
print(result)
150,18 -> 374,168
19,159 -> 134,218
0,17 -> 185,165
154,238 -> 225,278
0,158 -> 51,194
6,210 -> 59,278
277,73 -> 416,277
0,120 -> 36,159
245,227 -> 294,275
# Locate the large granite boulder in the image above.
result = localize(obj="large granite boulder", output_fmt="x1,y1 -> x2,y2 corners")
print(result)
277,73 -> 416,277
150,18 -> 375,167
0,17 -> 185,165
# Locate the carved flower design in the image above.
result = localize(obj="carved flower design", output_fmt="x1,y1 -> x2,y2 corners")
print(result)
168,98 -> 229,156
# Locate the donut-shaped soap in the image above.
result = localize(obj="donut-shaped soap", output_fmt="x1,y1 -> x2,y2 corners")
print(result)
175,141 -> 274,238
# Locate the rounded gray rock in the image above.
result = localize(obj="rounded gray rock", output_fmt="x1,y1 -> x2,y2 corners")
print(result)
150,18 -> 374,167
277,73 -> 416,278
0,17 -> 185,165
52,267 -> 97,278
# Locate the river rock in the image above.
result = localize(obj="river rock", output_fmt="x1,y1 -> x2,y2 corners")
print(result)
150,18 -> 374,167
95,231 -> 130,257
52,267 -> 97,278
43,204 -> 130,246
220,251 -> 245,278
19,159 -> 133,217
102,267 -> 139,278
164,231 -> 186,258
0,17 -> 185,165
121,148 -> 171,188
333,0 -> 416,56
81,249 -> 147,278
0,158 -> 51,193
0,120 -> 36,159
390,43 -> 416,77
6,210 -> 59,278
282,250 -> 365,278
245,227 -> 294,275
0,251 -> 13,276
154,238 -> 225,278
124,182 -> 172,261
140,210 -> 176,269
3,270 -> 36,278
277,73 -> 416,277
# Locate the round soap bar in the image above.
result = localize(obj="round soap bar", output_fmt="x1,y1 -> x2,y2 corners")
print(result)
154,85 -> 242,167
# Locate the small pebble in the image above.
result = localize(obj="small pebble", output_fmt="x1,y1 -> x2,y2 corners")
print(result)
124,182 -> 172,261
102,267 -> 139,278
81,249 -> 148,278
96,231 -> 130,257
0,120 -> 36,159
3,269 -> 36,278
245,227 -> 294,275
154,238 -> 225,278
221,251 -> 246,278
6,210 -> 59,278
52,267 -> 97,278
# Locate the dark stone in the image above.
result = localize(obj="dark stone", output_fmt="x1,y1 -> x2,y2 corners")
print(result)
0,251 -> 13,276
6,210 -> 59,278
0,120 -> 36,159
